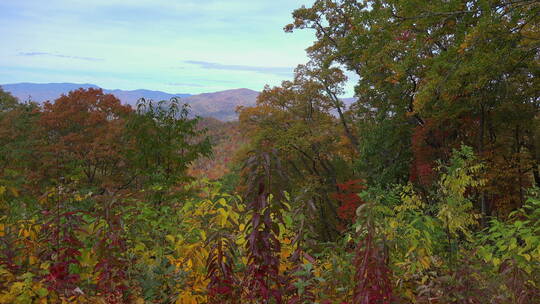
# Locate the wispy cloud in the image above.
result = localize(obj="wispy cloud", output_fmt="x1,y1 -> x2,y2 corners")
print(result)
168,82 -> 207,88
0,1 -> 328,95
185,60 -> 293,76
18,52 -> 103,62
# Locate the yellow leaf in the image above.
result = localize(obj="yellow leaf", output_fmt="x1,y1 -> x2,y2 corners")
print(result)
200,230 -> 206,241
236,237 -> 245,246
11,281 -> 25,292
217,208 -> 228,226
166,235 -> 175,244
419,256 -> 430,269
176,292 -> 198,304
404,289 -> 414,300
280,247 -> 291,259
186,259 -> 193,270
217,197 -> 228,207
29,255 -> 38,265
406,245 -> 417,257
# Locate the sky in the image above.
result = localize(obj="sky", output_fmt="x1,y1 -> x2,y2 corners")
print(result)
0,0 -> 356,95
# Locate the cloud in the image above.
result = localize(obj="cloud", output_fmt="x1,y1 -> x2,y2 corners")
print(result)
1,1 -> 326,95
168,82 -> 207,88
184,60 -> 294,76
18,52 -> 103,62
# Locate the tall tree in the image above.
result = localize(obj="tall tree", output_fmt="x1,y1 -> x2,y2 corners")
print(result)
125,97 -> 211,201
238,68 -> 357,241
287,0 -> 540,215
38,88 -> 132,187
0,88 -> 40,179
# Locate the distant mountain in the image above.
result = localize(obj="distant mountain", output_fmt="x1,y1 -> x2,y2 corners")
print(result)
1,83 -> 257,121
1,83 -> 355,121
2,83 -> 101,103
1,83 -> 191,105
104,89 -> 191,105
187,88 -> 259,121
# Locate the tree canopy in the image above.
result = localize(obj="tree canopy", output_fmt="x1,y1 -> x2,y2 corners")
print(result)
1,1 -> 539,303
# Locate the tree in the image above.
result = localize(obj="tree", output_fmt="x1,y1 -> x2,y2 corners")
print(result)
0,88 -> 40,178
38,88 -> 132,187
238,69 -> 358,241
0,87 -> 18,112
287,0 -> 540,215
125,97 -> 211,200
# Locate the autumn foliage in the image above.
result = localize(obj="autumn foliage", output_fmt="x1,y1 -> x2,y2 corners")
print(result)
2,0 -> 540,303
332,179 -> 366,223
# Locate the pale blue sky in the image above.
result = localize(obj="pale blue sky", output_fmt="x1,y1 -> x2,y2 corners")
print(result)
0,0 -> 355,95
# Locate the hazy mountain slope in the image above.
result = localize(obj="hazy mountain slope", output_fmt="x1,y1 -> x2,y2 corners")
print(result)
1,83 -> 353,121
103,89 -> 191,105
0,83 -> 191,105
189,117 -> 246,179
186,88 -> 259,121
1,83 -> 259,121
1,83 -> 100,102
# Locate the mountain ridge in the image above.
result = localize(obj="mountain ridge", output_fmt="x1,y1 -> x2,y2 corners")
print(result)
1,83 -> 259,121
1,83 -> 355,121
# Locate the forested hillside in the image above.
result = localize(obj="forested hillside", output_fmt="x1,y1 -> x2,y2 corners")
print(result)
1,1 -> 539,303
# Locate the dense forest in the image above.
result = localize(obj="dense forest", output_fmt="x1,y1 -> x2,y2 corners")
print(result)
1,0 -> 539,303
